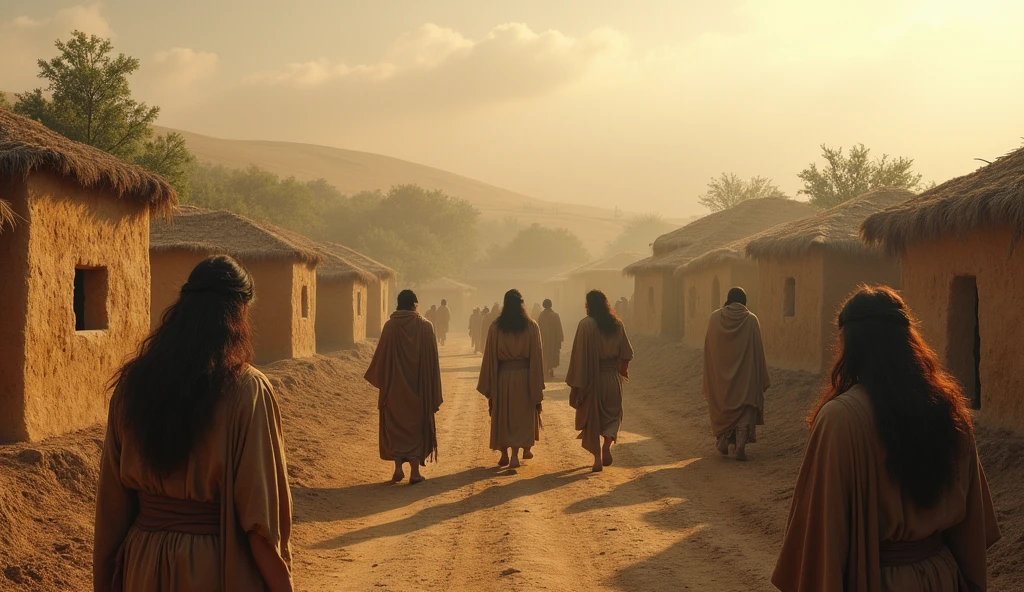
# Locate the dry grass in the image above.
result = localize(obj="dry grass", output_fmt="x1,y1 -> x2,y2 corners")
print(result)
862,147 -> 1024,256
0,110 -> 176,212
0,198 -> 14,233
746,187 -> 914,260
320,243 -> 396,281
272,227 -> 374,283
150,207 -> 321,265
625,199 -> 818,275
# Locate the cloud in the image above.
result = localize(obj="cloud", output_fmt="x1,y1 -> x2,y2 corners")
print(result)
136,47 -> 219,109
0,4 -> 112,93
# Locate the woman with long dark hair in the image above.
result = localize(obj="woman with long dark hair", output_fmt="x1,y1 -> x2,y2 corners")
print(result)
477,289 -> 545,468
773,286 -> 999,592
94,255 -> 293,592
566,290 -> 633,473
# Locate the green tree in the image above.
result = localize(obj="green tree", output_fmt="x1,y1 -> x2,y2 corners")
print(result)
13,31 -> 193,196
487,223 -> 589,268
798,143 -> 922,209
605,213 -> 675,255
697,173 -> 788,212
186,164 -> 322,234
0,93 -> 10,110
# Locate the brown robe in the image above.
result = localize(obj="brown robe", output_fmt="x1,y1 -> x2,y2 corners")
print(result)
93,367 -> 293,592
436,305 -> 451,341
537,308 -> 564,373
477,319 -> 545,450
365,310 -> 443,464
565,317 -> 633,455
702,303 -> 769,443
773,387 -> 1001,592
468,311 -> 481,349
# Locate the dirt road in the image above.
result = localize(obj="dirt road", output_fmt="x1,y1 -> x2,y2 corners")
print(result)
287,334 -> 805,592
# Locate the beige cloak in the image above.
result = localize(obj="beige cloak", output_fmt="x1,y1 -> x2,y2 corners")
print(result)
537,308 -> 564,373
772,387 -> 1001,592
364,310 -> 443,464
93,367 -> 293,592
702,303 -> 769,441
476,319 -> 545,450
468,311 -> 481,349
565,317 -> 633,455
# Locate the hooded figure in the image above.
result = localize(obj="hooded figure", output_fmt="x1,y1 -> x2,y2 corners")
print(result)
702,287 -> 769,461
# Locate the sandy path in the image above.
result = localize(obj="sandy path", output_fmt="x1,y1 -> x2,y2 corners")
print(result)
290,335 -> 782,592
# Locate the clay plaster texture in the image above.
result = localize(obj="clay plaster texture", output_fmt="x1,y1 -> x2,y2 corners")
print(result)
682,262 -> 760,350
317,278 -> 368,351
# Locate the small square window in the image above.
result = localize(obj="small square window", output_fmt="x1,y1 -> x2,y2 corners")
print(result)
783,277 -> 796,317
301,286 -> 309,319
74,267 -> 109,331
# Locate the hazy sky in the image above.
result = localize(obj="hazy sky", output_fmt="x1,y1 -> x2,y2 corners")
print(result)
3,1 -> 1023,217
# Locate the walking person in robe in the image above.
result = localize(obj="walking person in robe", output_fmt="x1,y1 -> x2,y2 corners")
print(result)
94,255 -> 293,592
477,289 -> 545,468
532,302 -> 543,318
773,286 -> 1000,592
537,299 -> 564,378
703,287 -> 769,461
475,307 -> 490,354
426,304 -> 437,329
566,290 -> 633,473
364,289 -> 444,485
436,299 -> 451,346
469,308 -> 481,351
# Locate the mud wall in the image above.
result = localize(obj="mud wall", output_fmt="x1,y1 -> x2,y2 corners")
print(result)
632,272 -> 664,335
150,251 -> 207,328
661,270 -> 683,338
366,278 -> 386,338
0,179 -> 32,442
899,227 -> 1024,429
288,263 -> 317,360
16,174 -> 151,441
316,280 -> 359,352
757,253 -> 826,373
682,263 -> 761,350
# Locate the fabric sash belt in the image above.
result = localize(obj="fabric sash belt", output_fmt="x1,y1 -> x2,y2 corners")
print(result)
879,533 -> 973,591
499,359 -> 531,371
112,492 -> 221,591
599,358 -> 618,371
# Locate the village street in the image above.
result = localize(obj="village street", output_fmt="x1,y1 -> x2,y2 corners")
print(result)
284,334 -> 794,592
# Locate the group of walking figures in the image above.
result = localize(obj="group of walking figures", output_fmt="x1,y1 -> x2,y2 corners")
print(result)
368,288 -> 632,478
91,253 -> 1002,591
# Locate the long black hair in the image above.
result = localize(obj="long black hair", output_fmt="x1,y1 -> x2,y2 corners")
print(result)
113,255 -> 256,474
810,285 -> 973,509
497,289 -> 529,333
586,289 -> 621,335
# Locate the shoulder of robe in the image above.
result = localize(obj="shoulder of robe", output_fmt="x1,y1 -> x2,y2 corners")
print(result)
813,389 -> 874,438
232,366 -> 275,411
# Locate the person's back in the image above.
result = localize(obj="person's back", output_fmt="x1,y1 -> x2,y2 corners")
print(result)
537,300 -> 564,377
94,255 -> 293,592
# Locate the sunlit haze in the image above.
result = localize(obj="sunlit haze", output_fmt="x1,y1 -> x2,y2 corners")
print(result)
3,0 -> 1022,216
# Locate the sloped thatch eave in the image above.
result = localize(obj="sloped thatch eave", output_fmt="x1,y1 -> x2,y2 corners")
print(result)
321,242 -> 396,281
0,110 -> 177,213
0,198 -> 14,233
861,147 -> 1024,256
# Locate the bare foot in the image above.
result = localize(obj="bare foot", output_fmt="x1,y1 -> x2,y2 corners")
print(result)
717,439 -> 730,456
602,440 -> 613,466
509,455 -> 521,469
391,461 -> 405,483
591,462 -> 603,473
735,449 -> 748,461
523,448 -> 534,460
498,451 -> 510,467
409,474 -> 426,484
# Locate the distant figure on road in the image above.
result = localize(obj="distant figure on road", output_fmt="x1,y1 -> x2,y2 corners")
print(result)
477,289 -> 544,468
436,299 -> 451,345
364,289 -> 443,485
476,307 -> 490,354
425,304 -> 437,331
94,255 -> 294,592
773,286 -> 1000,592
532,302 -> 543,318
468,307 -> 481,351
702,287 -> 769,461
566,290 -> 633,473
537,299 -> 564,378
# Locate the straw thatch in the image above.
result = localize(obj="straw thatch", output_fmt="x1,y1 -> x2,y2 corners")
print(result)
676,235 -> 756,276
569,252 -> 645,277
746,188 -> 914,260
414,277 -> 477,292
150,208 -> 321,265
861,147 -> 1024,256
624,199 -> 818,275
272,227 -> 374,283
0,109 -> 176,212
320,242 -> 396,280
0,198 -> 14,233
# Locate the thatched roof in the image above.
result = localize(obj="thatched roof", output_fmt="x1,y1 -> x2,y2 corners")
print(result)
320,243 -> 396,280
150,208 -> 321,265
0,198 -> 14,233
676,235 -> 757,276
861,147 -> 1024,255
569,252 -> 645,277
271,227 -> 373,283
746,187 -> 914,260
0,109 -> 176,212
624,199 -> 818,275
414,277 -> 476,292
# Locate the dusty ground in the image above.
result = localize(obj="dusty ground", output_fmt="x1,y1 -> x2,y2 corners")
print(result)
1,333 -> 1022,590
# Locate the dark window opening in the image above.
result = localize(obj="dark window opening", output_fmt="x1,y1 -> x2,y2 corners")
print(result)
948,276 -> 982,409
74,267 -> 109,331
301,286 -> 309,319
783,278 -> 796,317
357,292 -> 362,317
711,276 -> 721,309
